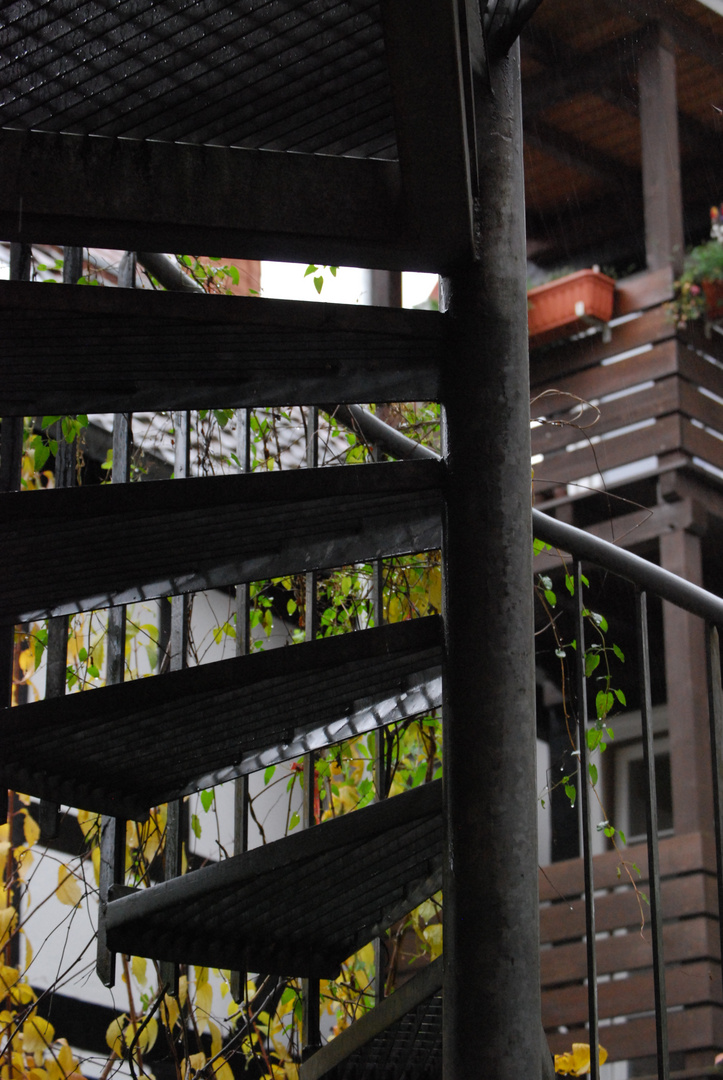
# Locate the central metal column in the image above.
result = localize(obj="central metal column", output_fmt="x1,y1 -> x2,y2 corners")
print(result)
441,41 -> 539,1080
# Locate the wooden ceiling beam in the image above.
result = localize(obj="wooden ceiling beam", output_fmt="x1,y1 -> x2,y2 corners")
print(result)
601,0 -> 723,74
524,119 -> 640,193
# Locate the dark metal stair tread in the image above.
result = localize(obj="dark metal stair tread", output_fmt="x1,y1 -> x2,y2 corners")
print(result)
0,618 -> 443,819
106,780 -> 443,977
0,282 -> 443,413
0,459 -> 443,624
1,1 -> 396,158
302,958 -> 443,1080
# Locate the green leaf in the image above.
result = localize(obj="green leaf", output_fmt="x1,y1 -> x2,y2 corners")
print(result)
565,572 -> 575,596
596,689 -> 614,719
329,266 -> 338,277
200,789 -> 214,813
585,652 -> 600,677
564,783 -> 576,807
264,765 -> 276,785
544,589 -> 557,607
614,688 -> 626,705
604,825 -> 615,838
588,762 -> 598,785
191,814 -> 202,840
613,643 -> 625,662
587,728 -> 601,752
313,276 -> 324,294
618,830 -> 626,845
304,264 -> 317,277
88,663 -> 100,678
289,811 -> 300,831
42,415 -> 61,429
589,611 -> 608,632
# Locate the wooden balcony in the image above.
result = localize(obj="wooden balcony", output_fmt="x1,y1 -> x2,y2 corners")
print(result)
530,270 -> 723,508
541,832 -> 723,1065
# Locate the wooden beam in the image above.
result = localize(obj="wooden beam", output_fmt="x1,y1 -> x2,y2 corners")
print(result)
0,281 -> 444,413
638,25 -> 685,275
380,0 -> 476,264
0,128 -> 456,272
602,0 -> 723,75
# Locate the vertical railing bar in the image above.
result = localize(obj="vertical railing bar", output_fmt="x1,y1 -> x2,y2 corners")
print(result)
159,410 -> 191,995
302,405 -> 321,1060
230,407 -> 251,1005
704,623 -> 723,979
635,589 -> 670,1080
573,559 -> 600,1080
9,242 -> 31,282
62,246 -> 83,285
41,256 -> 83,839
97,411 -> 132,987
370,424 -> 387,1008
117,251 -> 137,289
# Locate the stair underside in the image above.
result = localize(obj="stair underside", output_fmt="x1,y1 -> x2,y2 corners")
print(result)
1,459 -> 442,624
1,0 -> 396,158
106,779 -> 443,977
1,618 -> 442,819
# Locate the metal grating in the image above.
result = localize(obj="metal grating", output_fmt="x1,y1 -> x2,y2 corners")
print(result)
106,779 -> 443,976
0,618 -> 443,819
0,0 -> 397,157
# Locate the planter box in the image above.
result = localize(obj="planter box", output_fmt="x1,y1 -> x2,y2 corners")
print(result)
703,279 -> 723,322
528,269 -> 616,346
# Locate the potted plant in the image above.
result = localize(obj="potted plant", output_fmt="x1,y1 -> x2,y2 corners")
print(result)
527,266 -> 616,346
670,205 -> 723,327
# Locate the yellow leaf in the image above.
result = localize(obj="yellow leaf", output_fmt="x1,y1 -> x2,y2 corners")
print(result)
105,1015 -> 128,1056
22,808 -> 39,847
555,1043 -> 608,1075
11,980 -> 37,1006
0,907 -> 17,946
162,993 -> 180,1031
182,1052 -> 206,1077
209,1021 -> 222,1059
195,965 -> 209,987
210,1057 -> 234,1080
23,929 -> 34,968
195,980 -> 213,1032
76,810 -> 100,842
422,923 -> 443,959
0,965 -> 20,995
131,956 -> 147,987
427,566 -> 442,611
91,846 -> 100,886
135,1017 -> 158,1054
22,1015 -> 55,1056
0,839 -> 10,881
56,866 -> 82,907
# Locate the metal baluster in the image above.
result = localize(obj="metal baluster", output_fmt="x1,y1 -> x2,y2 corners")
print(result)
118,251 -> 137,289
302,406 -> 321,1060
230,408 -> 251,1005
40,254 -> 83,838
159,411 -> 191,995
97,411 -> 132,986
705,624 -> 723,985
573,560 -> 600,1080
636,590 -> 670,1080
368,269 -> 401,1008
62,246 -> 83,285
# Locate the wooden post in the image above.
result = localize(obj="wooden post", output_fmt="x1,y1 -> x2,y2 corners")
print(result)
659,529 -> 713,835
638,24 -> 685,276
441,40 -> 539,1080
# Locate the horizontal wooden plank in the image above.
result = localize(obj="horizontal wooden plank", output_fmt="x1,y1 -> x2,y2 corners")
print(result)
531,498 -> 707,574
541,916 -> 720,987
541,871 -> 717,946
543,960 -> 722,1028
531,376 -> 680,457
0,127 -> 469,270
0,459 -> 443,623
678,345 -> 723,404
0,617 -> 443,819
530,304 -> 674,387
683,321 -> 723,369
0,281 -> 444,412
529,338 -> 678,421
533,413 -> 683,493
539,832 -> 715,901
612,267 -> 674,317
106,780 -> 443,976
547,1004 -> 723,1062
683,417 -> 723,474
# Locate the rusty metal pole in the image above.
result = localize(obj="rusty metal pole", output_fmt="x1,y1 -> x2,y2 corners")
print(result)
441,40 -> 539,1080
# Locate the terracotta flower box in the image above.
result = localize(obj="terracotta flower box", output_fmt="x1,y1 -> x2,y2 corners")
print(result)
702,279 -> 723,322
528,269 -> 616,346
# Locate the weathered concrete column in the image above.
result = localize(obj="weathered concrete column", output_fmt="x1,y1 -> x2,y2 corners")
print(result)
441,41 -> 540,1080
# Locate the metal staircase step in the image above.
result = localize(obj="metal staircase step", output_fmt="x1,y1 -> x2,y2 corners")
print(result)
0,459 -> 442,624
0,283 -> 443,414
106,779 -> 443,977
0,618 -> 442,819
301,958 -> 443,1080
